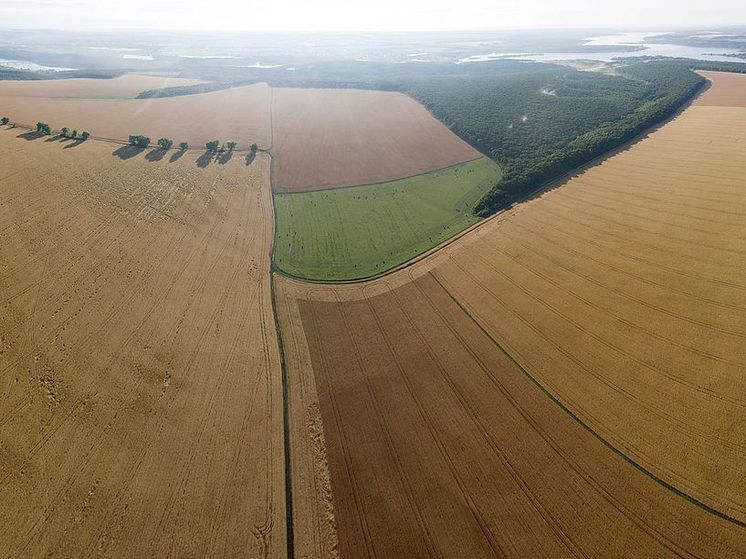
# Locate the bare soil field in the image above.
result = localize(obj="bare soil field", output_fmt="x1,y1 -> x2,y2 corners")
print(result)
0,130 -> 285,557
0,73 -> 205,99
270,87 -> 481,192
0,82 -> 272,149
276,70 -> 746,557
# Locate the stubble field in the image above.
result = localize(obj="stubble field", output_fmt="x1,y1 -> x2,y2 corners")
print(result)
276,70 -> 746,558
0,129 -> 286,557
0,74 -> 205,99
0,81 -> 273,149
0,77 -> 479,191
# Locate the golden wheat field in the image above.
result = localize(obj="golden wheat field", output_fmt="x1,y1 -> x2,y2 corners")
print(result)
276,70 -> 746,558
0,129 -> 285,557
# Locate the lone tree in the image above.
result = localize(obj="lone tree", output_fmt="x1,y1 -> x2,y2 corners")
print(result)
225,141 -> 236,151
179,141 -> 188,150
60,127 -> 70,138
205,140 -> 220,152
36,122 -> 52,135
250,143 -> 258,153
157,138 -> 174,150
1,117 -> 10,125
128,135 -> 150,149
79,131 -> 90,140
71,130 -> 78,139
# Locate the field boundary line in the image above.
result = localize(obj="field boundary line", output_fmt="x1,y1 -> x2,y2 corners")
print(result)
272,155 -> 485,194
429,272 -> 746,528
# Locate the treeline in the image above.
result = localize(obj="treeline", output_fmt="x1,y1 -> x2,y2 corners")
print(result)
134,59 -> 558,99
137,81 -> 246,99
402,61 -> 707,215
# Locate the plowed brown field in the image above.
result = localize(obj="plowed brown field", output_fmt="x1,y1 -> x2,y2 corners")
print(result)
270,88 -> 481,192
0,129 -> 285,557
276,70 -> 746,557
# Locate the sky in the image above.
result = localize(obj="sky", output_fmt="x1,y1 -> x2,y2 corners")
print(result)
1,0 -> 745,32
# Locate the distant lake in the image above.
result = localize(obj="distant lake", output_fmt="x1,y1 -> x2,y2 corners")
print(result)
457,32 -> 745,64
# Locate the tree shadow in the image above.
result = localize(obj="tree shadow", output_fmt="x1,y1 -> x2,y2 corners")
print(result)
45,134 -> 65,143
112,145 -> 144,160
64,139 -> 85,149
217,150 -> 233,165
145,148 -> 167,162
169,149 -> 186,163
196,151 -> 214,168
245,151 -> 256,166
17,131 -> 45,141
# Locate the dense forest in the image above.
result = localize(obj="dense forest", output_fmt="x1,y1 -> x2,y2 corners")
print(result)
404,60 -> 707,215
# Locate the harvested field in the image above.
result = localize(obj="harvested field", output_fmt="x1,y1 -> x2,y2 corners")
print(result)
696,70 -> 746,106
270,87 -> 481,192
0,73 -> 205,99
0,130 -> 285,557
276,70 -> 746,557
0,82 -> 272,149
1,80 -> 478,191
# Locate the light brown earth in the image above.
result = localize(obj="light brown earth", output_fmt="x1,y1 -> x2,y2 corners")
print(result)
0,73 -> 205,99
696,70 -> 746,106
0,81 -> 274,150
270,87 -> 481,192
276,70 -> 746,557
0,129 -> 285,557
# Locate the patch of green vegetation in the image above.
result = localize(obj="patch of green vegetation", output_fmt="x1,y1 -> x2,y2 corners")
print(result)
274,157 -> 501,281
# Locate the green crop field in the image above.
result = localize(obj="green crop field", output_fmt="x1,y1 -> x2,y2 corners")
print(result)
273,157 -> 501,280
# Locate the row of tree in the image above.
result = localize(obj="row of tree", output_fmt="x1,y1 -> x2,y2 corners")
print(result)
33,121 -> 90,140
3,118 -> 261,157
60,127 -> 90,140
129,136 -> 259,154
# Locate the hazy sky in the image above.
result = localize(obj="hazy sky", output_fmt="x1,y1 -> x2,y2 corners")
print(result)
2,0 -> 745,32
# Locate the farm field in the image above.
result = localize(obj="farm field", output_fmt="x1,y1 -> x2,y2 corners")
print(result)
274,157 -> 502,280
695,70 -> 746,106
0,81 -> 273,149
275,70 -> 746,557
0,78 -> 481,192
0,129 -> 285,557
0,73 -> 205,99
270,87 -> 481,192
